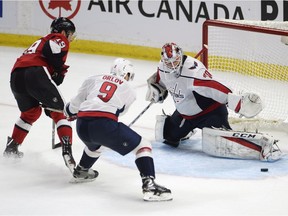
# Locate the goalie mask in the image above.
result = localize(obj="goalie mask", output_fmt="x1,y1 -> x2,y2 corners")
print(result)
50,17 -> 76,42
161,42 -> 183,73
110,58 -> 135,81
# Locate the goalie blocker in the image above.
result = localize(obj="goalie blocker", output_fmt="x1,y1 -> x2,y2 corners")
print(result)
202,127 -> 282,162
145,73 -> 168,103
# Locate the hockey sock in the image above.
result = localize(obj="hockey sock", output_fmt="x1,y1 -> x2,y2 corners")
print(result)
135,156 -> 155,178
79,150 -> 99,169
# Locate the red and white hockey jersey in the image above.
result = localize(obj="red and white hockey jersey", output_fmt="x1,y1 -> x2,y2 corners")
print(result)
68,74 -> 136,121
156,55 -> 232,119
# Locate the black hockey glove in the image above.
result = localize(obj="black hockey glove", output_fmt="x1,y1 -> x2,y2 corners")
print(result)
52,65 -> 69,86
52,73 -> 64,86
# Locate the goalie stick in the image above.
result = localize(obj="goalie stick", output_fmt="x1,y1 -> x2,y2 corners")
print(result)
128,101 -> 154,127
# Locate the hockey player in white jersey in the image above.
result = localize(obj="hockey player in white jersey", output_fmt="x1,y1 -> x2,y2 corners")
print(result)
146,42 -> 281,162
64,58 -> 172,201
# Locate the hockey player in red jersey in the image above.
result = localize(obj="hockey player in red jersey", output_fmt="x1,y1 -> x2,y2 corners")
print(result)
64,58 -> 172,201
146,42 -> 281,161
3,17 -> 76,172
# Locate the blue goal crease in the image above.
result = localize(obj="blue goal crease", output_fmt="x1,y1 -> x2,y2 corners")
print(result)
101,141 -> 288,180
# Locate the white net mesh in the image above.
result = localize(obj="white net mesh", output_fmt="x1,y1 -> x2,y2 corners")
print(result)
203,19 -> 288,131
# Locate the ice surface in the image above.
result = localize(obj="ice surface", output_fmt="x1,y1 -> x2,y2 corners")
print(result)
1,46 -> 288,216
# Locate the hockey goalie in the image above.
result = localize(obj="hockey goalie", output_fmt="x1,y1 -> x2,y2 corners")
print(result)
146,42 -> 282,162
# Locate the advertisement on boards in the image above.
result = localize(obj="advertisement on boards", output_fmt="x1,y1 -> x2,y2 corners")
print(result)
0,0 -> 287,51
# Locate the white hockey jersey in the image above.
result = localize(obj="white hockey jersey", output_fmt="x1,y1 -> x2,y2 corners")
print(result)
156,55 -> 232,118
68,74 -> 136,120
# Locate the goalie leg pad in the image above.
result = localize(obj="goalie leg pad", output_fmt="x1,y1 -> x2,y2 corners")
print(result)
155,115 -> 167,142
202,127 -> 282,161
260,136 -> 282,162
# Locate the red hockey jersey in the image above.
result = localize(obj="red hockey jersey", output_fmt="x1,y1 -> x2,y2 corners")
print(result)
11,33 -> 70,76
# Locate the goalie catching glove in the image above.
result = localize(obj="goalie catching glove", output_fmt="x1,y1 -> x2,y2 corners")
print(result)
145,73 -> 168,103
227,92 -> 263,118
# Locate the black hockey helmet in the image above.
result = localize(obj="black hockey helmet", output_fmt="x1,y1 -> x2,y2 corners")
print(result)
50,17 -> 76,36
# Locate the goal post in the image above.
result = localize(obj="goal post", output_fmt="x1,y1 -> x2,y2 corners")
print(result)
202,19 -> 288,131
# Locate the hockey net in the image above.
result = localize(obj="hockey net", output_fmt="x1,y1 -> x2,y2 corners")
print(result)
202,19 -> 288,132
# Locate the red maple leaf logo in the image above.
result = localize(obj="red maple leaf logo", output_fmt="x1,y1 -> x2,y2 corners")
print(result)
48,0 -> 72,11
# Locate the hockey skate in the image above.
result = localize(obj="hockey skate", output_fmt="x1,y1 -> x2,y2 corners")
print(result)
163,140 -> 180,148
163,130 -> 196,148
142,176 -> 172,202
61,136 -> 76,173
70,165 -> 99,183
3,136 -> 24,158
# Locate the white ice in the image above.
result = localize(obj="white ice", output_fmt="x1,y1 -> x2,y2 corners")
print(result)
1,46 -> 288,216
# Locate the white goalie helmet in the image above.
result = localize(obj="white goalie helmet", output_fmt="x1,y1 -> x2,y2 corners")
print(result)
161,42 -> 183,73
110,58 -> 135,81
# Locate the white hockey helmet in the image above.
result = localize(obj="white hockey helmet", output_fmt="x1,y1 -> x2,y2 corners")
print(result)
110,58 -> 134,81
161,42 -> 183,73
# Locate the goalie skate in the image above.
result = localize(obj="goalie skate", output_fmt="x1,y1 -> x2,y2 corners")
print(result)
70,165 -> 99,183
142,177 -> 172,202
163,130 -> 195,148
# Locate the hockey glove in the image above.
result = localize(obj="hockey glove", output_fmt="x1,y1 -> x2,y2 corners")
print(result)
227,92 -> 263,118
146,83 -> 168,103
62,64 -> 70,74
63,103 -> 77,121
52,72 -> 64,86
52,65 -> 69,86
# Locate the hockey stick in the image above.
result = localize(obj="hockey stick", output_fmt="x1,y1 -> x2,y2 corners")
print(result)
39,105 -> 62,149
128,101 -> 154,127
52,121 -> 61,149
40,105 -> 63,113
